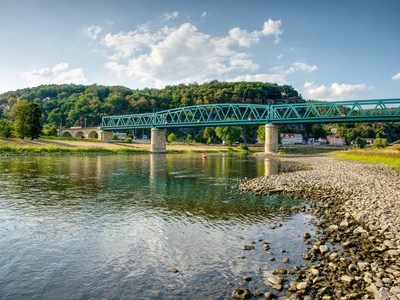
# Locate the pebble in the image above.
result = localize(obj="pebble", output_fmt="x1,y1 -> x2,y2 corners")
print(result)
235,154 -> 400,299
242,245 -> 254,250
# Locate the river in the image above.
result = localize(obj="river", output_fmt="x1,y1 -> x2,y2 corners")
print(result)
0,153 -> 317,299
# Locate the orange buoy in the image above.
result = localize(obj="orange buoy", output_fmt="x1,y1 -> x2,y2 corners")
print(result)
202,152 -> 207,158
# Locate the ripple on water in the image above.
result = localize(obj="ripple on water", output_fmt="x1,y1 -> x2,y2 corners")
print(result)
0,153 -> 318,299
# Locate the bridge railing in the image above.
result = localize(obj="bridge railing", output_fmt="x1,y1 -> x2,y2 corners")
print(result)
100,99 -> 400,130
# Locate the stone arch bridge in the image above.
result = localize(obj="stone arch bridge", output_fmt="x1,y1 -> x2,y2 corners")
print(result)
58,127 -> 113,142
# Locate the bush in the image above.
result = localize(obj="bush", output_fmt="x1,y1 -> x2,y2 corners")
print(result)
355,136 -> 367,149
167,133 -> 177,142
195,133 -> 205,143
237,143 -> 249,150
125,137 -> 133,143
0,119 -> 13,138
186,134 -> 192,143
112,134 -> 119,140
126,134 -> 133,139
373,138 -> 389,149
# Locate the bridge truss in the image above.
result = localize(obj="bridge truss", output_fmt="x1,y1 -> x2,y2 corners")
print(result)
101,98 -> 400,130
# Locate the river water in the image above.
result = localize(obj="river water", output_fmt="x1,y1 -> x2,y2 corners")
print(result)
0,153 -> 317,299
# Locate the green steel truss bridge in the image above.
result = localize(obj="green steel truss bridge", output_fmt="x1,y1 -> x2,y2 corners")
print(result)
101,98 -> 400,130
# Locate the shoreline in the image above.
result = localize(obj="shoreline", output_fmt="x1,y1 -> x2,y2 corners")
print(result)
231,155 -> 400,299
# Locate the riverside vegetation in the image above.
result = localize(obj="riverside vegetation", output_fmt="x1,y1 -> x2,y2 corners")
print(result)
228,154 -> 400,299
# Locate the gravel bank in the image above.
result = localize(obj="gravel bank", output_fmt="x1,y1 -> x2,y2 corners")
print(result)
232,154 -> 400,299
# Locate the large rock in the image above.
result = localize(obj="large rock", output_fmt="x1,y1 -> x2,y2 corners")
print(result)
231,288 -> 252,299
268,276 -> 284,286
320,245 -> 329,254
242,245 -> 254,250
341,275 -> 354,285
354,226 -> 368,234
296,282 -> 309,290
386,249 -> 400,256
374,289 -> 395,300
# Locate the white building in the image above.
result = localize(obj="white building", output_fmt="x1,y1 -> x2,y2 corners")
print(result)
281,133 -> 303,145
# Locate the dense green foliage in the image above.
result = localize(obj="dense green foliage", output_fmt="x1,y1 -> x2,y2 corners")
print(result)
186,134 -> 193,143
167,133 -> 177,142
1,82 -> 399,144
0,119 -> 13,138
0,81 -> 299,128
215,125 -> 242,146
203,127 -> 217,144
12,100 -> 42,140
355,136 -> 367,149
373,138 -> 389,148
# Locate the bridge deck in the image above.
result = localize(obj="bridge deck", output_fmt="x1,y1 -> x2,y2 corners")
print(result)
101,98 -> 400,130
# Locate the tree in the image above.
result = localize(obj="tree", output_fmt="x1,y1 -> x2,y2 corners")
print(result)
257,125 -> 265,142
12,100 -> 42,140
355,136 -> 367,149
194,133 -> 205,143
0,119 -> 13,138
215,125 -> 242,146
168,133 -> 177,142
373,138 -> 389,149
186,134 -> 193,143
203,127 -> 216,144
42,124 -> 58,136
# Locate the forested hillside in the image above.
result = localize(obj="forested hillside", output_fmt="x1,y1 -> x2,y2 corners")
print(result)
0,81 -> 399,143
0,81 -> 300,128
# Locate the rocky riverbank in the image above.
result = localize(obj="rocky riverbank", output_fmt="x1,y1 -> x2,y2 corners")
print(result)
231,154 -> 400,299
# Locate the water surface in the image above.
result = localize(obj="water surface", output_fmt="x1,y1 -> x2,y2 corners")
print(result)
0,153 -> 316,299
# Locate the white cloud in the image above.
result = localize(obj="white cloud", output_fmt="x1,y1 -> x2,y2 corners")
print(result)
51,62 -> 69,73
392,72 -> 400,80
84,25 -> 103,40
228,28 -> 259,47
229,62 -> 318,85
262,19 -> 282,43
105,62 -> 126,77
277,53 -> 283,59
293,62 -> 318,72
101,19 -> 283,87
18,63 -> 87,86
301,81 -> 374,100
201,12 -> 207,18
102,27 -> 166,59
163,12 -> 179,21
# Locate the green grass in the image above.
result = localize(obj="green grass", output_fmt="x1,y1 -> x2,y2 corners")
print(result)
282,149 -> 336,154
334,146 -> 400,171
0,143 -> 148,154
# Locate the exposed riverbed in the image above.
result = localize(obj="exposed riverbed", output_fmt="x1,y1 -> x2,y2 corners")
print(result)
234,154 -> 400,299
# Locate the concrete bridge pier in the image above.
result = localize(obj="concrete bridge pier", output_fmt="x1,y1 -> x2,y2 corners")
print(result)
151,128 -> 167,153
99,131 -> 113,142
265,123 -> 279,154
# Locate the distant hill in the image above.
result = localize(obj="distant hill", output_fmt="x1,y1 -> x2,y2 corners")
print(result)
0,81 -> 303,127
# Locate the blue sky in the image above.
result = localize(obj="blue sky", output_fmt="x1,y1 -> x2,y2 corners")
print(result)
0,0 -> 399,101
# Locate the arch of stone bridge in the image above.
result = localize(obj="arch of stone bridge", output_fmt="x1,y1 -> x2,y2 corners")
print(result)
62,131 -> 72,137
88,130 -> 98,139
58,128 -> 113,142
74,131 -> 85,138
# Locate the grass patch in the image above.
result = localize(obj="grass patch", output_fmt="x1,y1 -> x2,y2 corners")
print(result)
282,149 -> 336,154
0,143 -> 148,154
333,147 -> 400,171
